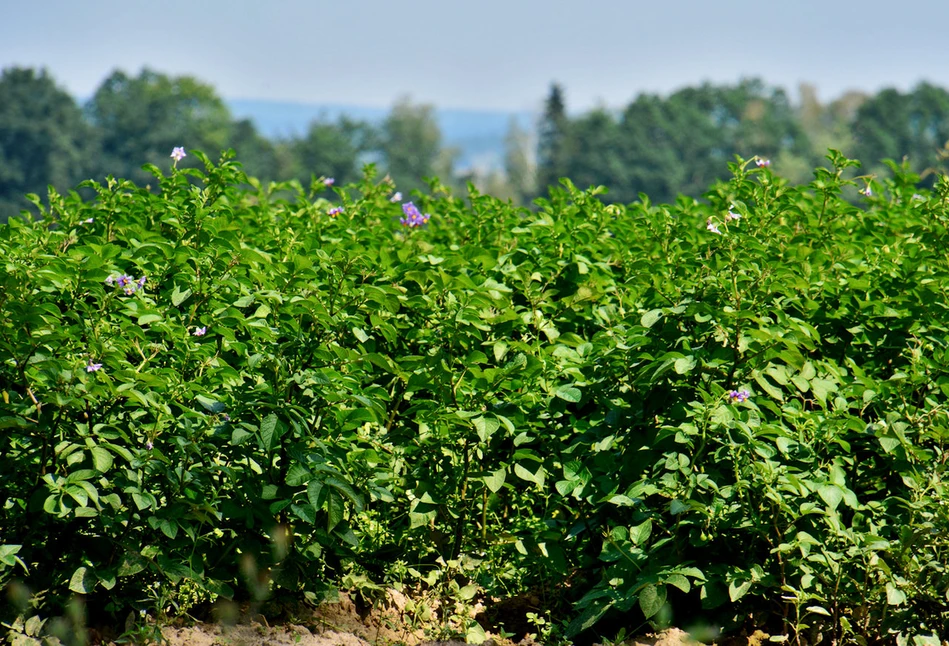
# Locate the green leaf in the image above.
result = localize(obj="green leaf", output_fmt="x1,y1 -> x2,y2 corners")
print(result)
291,503 -> 317,525
90,446 -> 113,472
473,416 -> 500,442
554,385 -> 581,402
137,314 -> 162,325
260,413 -> 280,451
641,308 -> 663,328
325,476 -> 364,511
326,491 -> 344,532
466,621 -> 488,644
285,464 -> 311,486
69,566 -> 96,594
886,582 -> 906,606
674,356 -> 696,374
665,574 -> 691,593
307,480 -> 325,510
638,584 -> 666,619
818,484 -> 843,511
171,285 -> 192,306
811,378 -> 837,404
514,462 -> 545,486
629,519 -> 652,546
483,469 -> 506,493
196,394 -> 225,413
728,579 -> 752,602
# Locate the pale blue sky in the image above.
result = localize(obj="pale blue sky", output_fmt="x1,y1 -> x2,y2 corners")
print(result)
2,0 -> 947,112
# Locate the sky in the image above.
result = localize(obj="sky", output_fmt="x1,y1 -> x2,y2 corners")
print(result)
2,0 -> 949,113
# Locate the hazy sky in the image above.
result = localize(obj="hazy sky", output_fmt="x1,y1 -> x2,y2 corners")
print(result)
3,0 -> 948,112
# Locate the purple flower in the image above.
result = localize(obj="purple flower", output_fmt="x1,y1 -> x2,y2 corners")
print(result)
86,361 -> 103,373
327,206 -> 344,217
706,219 -> 722,235
324,178 -> 335,187
146,440 -> 154,450
725,205 -> 741,221
136,276 -> 146,289
170,147 -> 187,162
860,186 -> 872,197
104,275 -> 115,286
400,202 -> 431,227
116,274 -> 133,288
193,326 -> 207,336
755,158 -> 771,168
728,389 -> 751,403
390,192 -> 402,202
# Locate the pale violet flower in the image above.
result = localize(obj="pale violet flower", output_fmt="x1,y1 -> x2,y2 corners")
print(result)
106,272 -> 145,294
860,186 -> 872,197
83,218 -> 94,224
171,147 -> 187,162
725,205 -> 741,221
755,158 -> 771,168
728,389 -> 751,403
327,206 -> 344,217
706,219 -> 722,235
400,202 -> 431,227
86,361 -> 103,373
146,440 -> 154,450
193,326 -> 207,336
390,192 -> 402,202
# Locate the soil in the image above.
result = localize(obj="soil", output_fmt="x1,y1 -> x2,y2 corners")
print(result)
139,591 -> 758,646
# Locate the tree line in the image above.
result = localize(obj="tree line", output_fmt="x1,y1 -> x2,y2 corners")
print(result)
2,66 -> 949,222
538,79 -> 949,204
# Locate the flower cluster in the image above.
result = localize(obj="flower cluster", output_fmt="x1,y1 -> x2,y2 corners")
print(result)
728,389 -> 751,403
170,147 -> 186,162
105,273 -> 147,295
327,206 -> 344,217
400,202 -> 431,227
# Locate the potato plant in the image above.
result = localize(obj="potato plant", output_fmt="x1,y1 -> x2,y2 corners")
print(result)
0,149 -> 946,644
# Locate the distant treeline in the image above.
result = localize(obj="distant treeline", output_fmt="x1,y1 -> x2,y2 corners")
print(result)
2,66 -> 949,221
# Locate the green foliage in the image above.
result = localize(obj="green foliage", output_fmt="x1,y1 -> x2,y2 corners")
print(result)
380,98 -> 455,194
85,68 -> 234,184
1,150 -> 948,644
0,67 -> 95,223
852,82 -> 949,183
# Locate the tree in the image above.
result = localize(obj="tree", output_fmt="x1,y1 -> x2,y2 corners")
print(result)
563,109 -> 629,200
86,68 -> 233,184
852,82 -> 949,181
380,97 -> 453,194
228,118 -> 282,182
0,67 -> 94,221
536,83 -> 570,194
290,117 -> 377,189
503,117 -> 535,205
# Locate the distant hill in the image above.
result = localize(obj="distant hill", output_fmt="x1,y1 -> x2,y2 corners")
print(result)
227,99 -> 535,173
